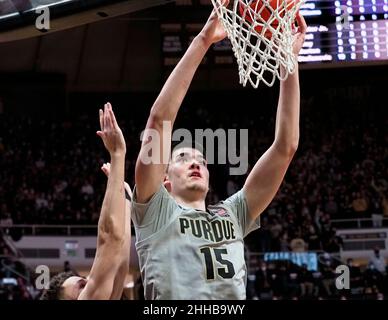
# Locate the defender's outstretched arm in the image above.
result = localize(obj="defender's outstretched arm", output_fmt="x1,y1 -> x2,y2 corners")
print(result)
79,103 -> 127,300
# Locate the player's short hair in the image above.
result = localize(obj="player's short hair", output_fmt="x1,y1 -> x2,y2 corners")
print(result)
171,140 -> 205,158
39,271 -> 78,300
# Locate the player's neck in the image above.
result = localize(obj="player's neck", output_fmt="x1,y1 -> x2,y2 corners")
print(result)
174,195 -> 206,211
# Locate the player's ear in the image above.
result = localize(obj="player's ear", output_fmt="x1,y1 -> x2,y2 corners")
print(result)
163,175 -> 172,192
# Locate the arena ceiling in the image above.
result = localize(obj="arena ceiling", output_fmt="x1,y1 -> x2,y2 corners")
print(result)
0,0 -> 174,42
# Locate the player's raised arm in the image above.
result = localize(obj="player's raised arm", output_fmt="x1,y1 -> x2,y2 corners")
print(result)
135,8 -> 228,204
243,13 -> 307,222
78,103 -> 127,300
101,162 -> 132,300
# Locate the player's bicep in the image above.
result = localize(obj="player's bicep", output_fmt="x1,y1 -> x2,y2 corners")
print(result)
135,158 -> 166,204
135,116 -> 170,204
243,144 -> 293,220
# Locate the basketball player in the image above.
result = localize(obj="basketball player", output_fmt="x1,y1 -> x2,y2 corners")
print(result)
40,103 -> 132,300
132,7 -> 307,299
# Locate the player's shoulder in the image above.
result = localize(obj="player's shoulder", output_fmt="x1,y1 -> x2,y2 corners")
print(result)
132,183 -> 172,205
220,189 -> 247,206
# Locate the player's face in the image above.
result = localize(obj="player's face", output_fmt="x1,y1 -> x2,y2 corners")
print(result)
167,147 -> 209,197
61,276 -> 87,300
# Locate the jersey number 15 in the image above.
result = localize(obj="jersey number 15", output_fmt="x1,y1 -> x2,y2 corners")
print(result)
200,247 -> 236,280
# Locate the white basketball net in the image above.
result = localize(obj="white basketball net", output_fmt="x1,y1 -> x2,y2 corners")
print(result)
211,0 -> 304,88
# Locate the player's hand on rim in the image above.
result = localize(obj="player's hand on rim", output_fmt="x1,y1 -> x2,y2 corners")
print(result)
199,0 -> 229,47
292,11 -> 307,56
97,103 -> 126,157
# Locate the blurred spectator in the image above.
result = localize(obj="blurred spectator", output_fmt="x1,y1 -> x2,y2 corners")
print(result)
279,232 -> 290,251
352,192 -> 369,217
305,226 -> 321,251
0,212 -> 13,237
321,262 -> 336,297
369,248 -> 387,274
64,261 -> 73,273
290,232 -> 307,252
0,212 -> 13,228
299,264 -> 314,298
81,180 -> 94,196
377,293 -> 384,300
286,262 -> 300,298
347,258 -> 363,289
324,232 -> 342,253
325,196 -> 338,216
371,179 -> 388,225
364,262 -> 383,292
254,261 -> 273,299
